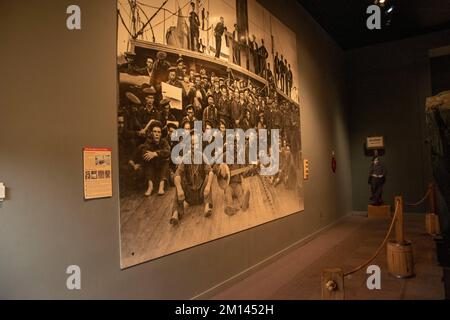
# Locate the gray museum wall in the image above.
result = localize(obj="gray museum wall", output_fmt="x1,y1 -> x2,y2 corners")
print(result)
346,30 -> 450,213
0,0 -> 351,298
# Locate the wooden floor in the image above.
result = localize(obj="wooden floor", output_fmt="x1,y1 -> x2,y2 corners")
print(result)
120,175 -> 304,268
206,214 -> 445,300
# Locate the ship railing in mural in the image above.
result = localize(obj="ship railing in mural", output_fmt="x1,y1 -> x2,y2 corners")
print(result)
122,39 -> 300,106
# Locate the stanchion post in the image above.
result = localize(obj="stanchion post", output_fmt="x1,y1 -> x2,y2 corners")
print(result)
428,183 -> 436,214
388,196 -> 414,278
394,196 -> 404,245
426,183 -> 441,235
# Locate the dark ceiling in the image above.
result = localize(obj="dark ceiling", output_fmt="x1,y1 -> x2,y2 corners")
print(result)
296,0 -> 450,50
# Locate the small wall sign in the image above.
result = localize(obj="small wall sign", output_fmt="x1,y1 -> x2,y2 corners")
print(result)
366,136 -> 385,149
83,147 -> 112,200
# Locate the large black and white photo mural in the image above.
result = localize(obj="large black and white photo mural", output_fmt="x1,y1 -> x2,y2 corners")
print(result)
117,0 -> 303,268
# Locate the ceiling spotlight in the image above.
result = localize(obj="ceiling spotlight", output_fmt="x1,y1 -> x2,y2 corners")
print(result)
375,0 -> 387,7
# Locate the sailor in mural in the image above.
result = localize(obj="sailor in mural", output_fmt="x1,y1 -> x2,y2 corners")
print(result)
215,132 -> 252,216
189,1 -> 201,51
141,120 -> 171,196
170,132 -> 214,225
214,16 -> 226,58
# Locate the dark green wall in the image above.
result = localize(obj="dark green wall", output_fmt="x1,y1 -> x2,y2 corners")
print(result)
347,31 -> 450,213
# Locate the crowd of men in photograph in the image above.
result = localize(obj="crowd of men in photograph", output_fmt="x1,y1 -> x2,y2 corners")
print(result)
118,49 -> 300,224
185,2 -> 294,98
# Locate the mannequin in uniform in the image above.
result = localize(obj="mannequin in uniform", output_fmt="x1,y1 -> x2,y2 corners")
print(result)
368,156 -> 387,206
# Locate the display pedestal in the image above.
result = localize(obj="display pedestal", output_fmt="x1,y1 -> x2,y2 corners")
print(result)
368,205 -> 391,218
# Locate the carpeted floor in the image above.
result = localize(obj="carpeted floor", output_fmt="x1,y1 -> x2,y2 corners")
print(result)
207,214 -> 444,300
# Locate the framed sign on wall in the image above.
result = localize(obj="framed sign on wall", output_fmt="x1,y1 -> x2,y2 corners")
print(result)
366,136 -> 385,150
83,147 -> 112,200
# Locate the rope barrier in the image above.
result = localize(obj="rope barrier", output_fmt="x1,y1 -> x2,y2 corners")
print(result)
404,188 -> 431,207
343,199 -> 400,277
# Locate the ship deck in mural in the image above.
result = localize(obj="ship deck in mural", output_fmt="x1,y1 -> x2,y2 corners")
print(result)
120,174 -> 303,268
125,40 -> 299,104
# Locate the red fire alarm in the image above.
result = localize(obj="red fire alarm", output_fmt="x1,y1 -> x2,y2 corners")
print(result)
331,151 -> 337,173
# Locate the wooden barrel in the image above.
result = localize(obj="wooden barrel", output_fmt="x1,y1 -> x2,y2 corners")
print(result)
387,241 -> 414,278
425,213 -> 441,236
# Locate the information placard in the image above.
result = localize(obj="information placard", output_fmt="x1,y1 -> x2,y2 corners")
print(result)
83,147 -> 112,200
366,136 -> 385,149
